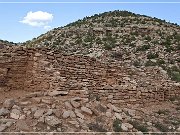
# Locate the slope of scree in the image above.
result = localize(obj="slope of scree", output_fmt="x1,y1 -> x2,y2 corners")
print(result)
25,10 -> 180,82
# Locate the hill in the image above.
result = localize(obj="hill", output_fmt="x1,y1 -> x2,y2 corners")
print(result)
0,10 -> 180,132
25,10 -> 180,82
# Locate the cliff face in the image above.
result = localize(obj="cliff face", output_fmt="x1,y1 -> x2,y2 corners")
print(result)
0,46 -> 179,105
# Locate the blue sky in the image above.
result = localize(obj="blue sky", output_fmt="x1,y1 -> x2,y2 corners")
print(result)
0,0 -> 180,43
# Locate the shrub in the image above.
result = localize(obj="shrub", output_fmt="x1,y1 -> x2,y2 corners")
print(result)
88,123 -> 107,132
104,42 -> 116,50
147,53 -> 159,59
144,36 -> 151,41
113,119 -> 122,132
136,44 -> 150,51
154,122 -> 169,132
128,120 -> 149,132
84,35 -> 93,43
169,96 -> 180,102
145,60 -> 157,67
171,71 -> 180,82
156,59 -> 165,65
156,109 -> 170,115
75,38 -> 82,44
96,37 -> 103,44
165,46 -> 174,53
111,52 -> 123,59
133,60 -> 141,67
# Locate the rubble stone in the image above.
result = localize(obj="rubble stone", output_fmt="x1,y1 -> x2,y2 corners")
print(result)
3,99 -> 15,108
45,116 -> 61,127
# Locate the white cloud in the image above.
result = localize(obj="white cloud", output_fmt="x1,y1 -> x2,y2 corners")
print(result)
20,11 -> 53,29
44,25 -> 51,30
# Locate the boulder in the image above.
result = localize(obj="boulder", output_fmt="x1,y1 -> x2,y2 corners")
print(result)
0,125 -> 7,132
62,110 -> 70,119
34,109 -> 45,118
106,112 -> 112,118
16,120 -> 30,131
3,99 -> 15,108
64,101 -> 73,110
12,105 -> 21,110
177,127 -> 180,132
70,100 -> 81,108
75,109 -> 84,119
121,123 -> 128,131
68,120 -> 79,128
0,108 -> 10,116
71,97 -> 81,101
53,109 -> 63,118
45,109 -> 53,116
48,91 -> 68,96
77,118 -> 84,124
41,99 -> 52,104
70,110 -> 76,118
10,109 -> 21,119
123,123 -> 133,129
114,113 -> 123,120
45,116 -> 61,127
81,106 -> 93,115
124,108 -> 136,117
111,104 -> 122,113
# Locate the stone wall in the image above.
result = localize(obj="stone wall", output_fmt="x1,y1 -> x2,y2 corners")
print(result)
0,46 -> 179,104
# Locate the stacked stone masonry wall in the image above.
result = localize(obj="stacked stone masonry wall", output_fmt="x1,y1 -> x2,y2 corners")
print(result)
0,46 -> 179,104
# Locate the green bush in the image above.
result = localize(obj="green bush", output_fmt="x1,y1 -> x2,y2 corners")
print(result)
96,37 -> 103,44
156,109 -> 170,115
113,119 -> 122,132
136,44 -> 150,51
144,36 -> 151,41
104,42 -> 116,50
84,35 -> 93,43
167,66 -> 180,82
111,52 -> 123,59
165,46 -> 174,53
145,60 -> 157,67
154,122 -> 169,132
128,120 -> 149,132
147,53 -> 159,59
133,60 -> 141,67
171,71 -> 180,82
75,38 -> 82,44
88,122 -> 107,132
156,59 -> 165,65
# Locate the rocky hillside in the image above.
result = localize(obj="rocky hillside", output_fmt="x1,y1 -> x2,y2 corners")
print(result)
25,10 -> 180,82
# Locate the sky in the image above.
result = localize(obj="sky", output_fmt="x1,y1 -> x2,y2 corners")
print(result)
0,0 -> 180,43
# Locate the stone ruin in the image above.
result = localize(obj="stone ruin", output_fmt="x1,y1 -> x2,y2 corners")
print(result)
0,46 -> 179,105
